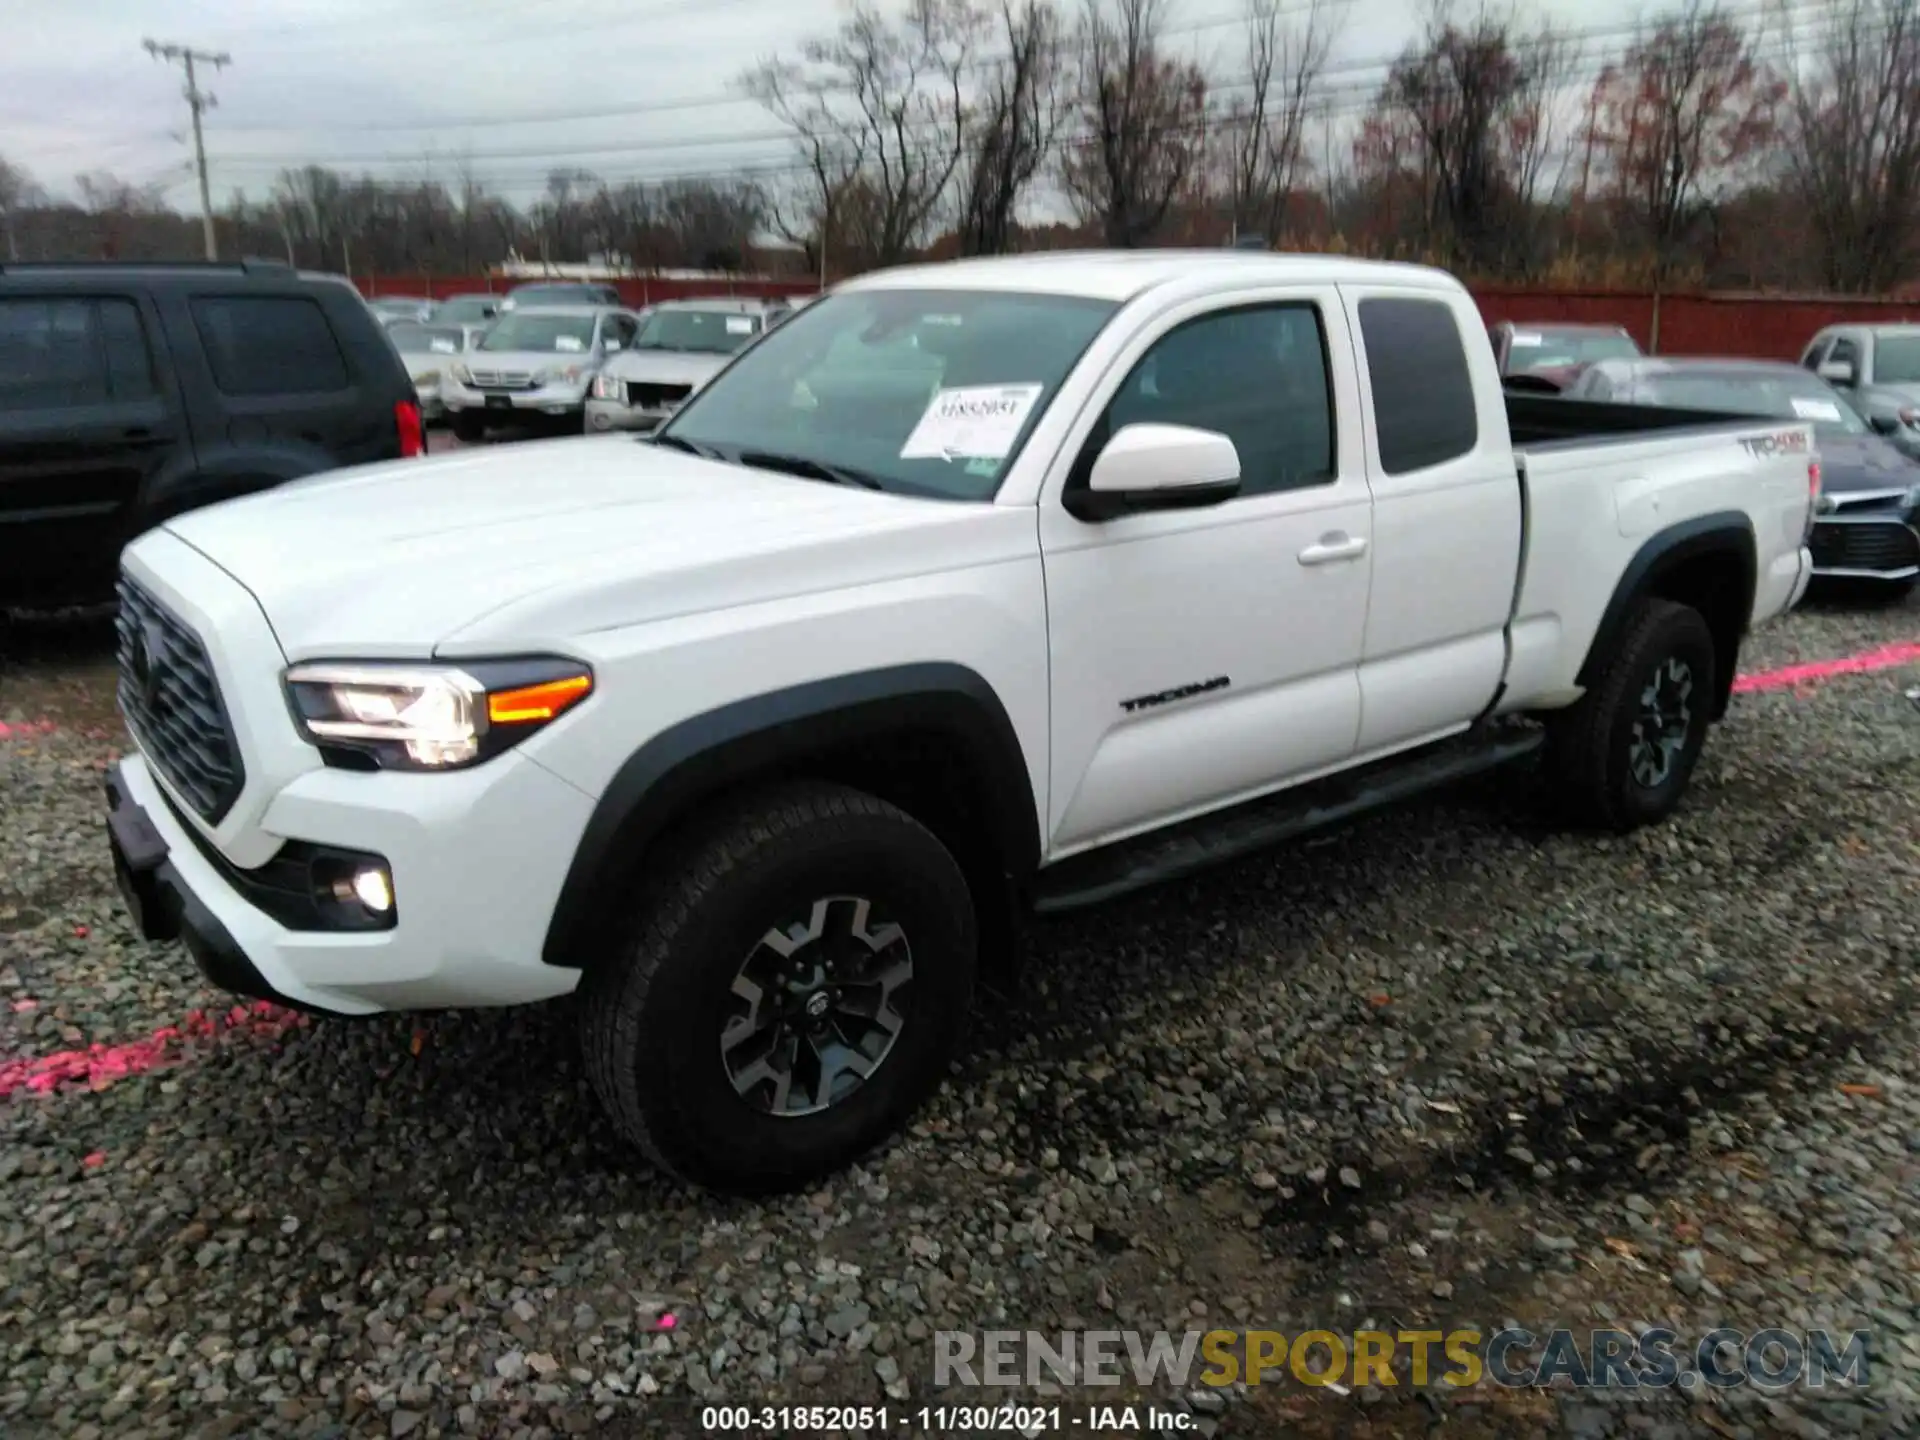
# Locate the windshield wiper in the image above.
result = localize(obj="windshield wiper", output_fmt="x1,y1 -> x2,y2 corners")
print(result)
736,450 -> 887,491
650,433 -> 722,460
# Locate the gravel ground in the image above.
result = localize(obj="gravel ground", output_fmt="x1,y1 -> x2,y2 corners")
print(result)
1,591 -> 1917,1440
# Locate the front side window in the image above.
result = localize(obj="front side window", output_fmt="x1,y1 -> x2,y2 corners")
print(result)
1872,334 -> 1920,384
658,288 -> 1118,501
479,313 -> 599,353
192,296 -> 349,396
1094,303 -> 1337,497
1357,296 -> 1479,474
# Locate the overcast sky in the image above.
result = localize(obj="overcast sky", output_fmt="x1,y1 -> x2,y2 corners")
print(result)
6,0 -> 1662,209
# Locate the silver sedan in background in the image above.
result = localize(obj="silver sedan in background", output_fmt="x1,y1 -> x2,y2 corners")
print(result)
584,299 -> 783,434
385,321 -> 469,422
441,304 -> 643,441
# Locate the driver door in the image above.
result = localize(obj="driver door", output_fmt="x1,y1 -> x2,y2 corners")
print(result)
1038,289 -> 1373,856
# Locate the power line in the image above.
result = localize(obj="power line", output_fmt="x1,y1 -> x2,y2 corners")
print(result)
143,37 -> 231,259
203,0 -> 1852,180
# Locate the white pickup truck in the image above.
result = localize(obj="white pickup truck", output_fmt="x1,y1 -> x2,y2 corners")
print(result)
104,252 -> 1816,1192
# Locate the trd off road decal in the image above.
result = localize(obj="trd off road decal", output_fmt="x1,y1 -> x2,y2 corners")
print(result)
1738,430 -> 1811,459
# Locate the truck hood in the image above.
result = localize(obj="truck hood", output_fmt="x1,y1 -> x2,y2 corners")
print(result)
601,349 -> 732,387
158,438 -> 1029,658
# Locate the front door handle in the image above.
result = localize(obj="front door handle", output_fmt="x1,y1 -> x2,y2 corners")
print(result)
1298,533 -> 1368,566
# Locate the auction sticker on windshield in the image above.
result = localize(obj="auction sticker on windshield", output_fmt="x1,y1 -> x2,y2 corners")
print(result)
1791,397 -> 1843,421
901,383 -> 1044,460
725,316 -> 755,335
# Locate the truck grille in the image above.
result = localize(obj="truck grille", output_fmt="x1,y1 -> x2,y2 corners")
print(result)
115,575 -> 245,824
627,381 -> 692,409
467,369 -> 534,390
1809,518 -> 1920,575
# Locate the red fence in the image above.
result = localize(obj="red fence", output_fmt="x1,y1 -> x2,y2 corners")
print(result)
359,273 -> 1920,360
1468,286 -> 1920,359
356,273 -> 818,308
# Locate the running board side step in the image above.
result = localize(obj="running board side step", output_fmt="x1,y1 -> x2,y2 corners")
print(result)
1028,724 -> 1545,915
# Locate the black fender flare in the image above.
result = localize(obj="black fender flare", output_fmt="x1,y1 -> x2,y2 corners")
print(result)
540,662 -> 1041,969
1575,510 -> 1757,713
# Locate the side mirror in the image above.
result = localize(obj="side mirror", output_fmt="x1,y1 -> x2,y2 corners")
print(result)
1869,413 -> 1899,434
1817,359 -> 1856,386
605,340 -> 623,353
1065,423 -> 1241,522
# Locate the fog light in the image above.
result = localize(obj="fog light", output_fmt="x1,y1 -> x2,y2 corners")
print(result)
352,866 -> 393,913
328,864 -> 393,914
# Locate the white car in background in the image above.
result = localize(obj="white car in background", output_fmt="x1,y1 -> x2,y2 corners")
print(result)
584,299 -> 783,433
384,321 -> 468,423
441,304 -> 642,441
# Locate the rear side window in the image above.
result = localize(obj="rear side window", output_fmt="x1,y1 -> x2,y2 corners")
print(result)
0,299 -> 108,411
192,296 -> 349,396
1357,296 -> 1478,474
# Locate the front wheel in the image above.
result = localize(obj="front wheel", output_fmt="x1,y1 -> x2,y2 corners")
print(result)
449,412 -> 485,443
1547,598 -> 1717,831
579,781 -> 978,1194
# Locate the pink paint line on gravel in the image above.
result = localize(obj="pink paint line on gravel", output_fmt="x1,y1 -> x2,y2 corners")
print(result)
0,719 -> 59,739
1730,640 -> 1920,696
0,1002 -> 307,1100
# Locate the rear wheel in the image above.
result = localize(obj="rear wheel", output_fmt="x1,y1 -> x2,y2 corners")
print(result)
1547,598 -> 1717,831
579,781 -> 978,1194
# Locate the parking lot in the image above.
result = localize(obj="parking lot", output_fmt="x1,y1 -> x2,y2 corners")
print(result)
0,587 -> 1915,1439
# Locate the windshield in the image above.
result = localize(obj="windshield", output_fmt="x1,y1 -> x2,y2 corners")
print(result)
479,313 -> 598,353
1875,334 -> 1920,384
370,297 -> 425,313
433,296 -> 496,324
1638,370 -> 1871,439
512,286 -> 598,306
635,308 -> 761,354
388,323 -> 466,356
1507,330 -> 1640,372
658,288 -> 1118,501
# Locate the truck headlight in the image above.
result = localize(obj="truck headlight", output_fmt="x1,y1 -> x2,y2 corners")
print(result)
284,659 -> 593,771
591,373 -> 624,400
450,363 -> 472,385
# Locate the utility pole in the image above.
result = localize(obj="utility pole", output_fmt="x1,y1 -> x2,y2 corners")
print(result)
144,38 -> 230,260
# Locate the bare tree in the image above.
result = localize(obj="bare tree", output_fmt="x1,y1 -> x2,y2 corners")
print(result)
1061,0 -> 1209,247
1583,1 -> 1783,277
746,0 -> 978,272
0,154 -> 45,260
1221,0 -> 1346,244
1781,0 -> 1920,292
958,0 -> 1065,255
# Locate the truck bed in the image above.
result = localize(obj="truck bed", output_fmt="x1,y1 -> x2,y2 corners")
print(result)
1504,390 -> 1758,450
1494,391 -> 1815,718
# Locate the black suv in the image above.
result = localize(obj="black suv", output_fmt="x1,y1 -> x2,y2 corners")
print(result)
0,259 -> 423,609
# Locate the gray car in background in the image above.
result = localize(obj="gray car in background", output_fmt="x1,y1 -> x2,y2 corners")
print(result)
367,295 -> 435,326
385,320 -> 468,422
1800,323 -> 1920,462
584,299 -> 778,433
1566,356 -> 1920,595
427,293 -> 501,349
441,304 -> 642,440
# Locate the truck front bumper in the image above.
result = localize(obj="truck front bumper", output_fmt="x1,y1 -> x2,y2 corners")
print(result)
104,751 -> 595,1016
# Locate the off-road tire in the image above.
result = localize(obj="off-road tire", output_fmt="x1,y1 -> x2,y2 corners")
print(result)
1548,598 -> 1717,832
579,780 -> 977,1194
449,413 -> 485,443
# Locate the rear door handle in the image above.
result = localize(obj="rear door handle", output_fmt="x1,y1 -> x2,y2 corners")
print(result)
1298,534 -> 1369,566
